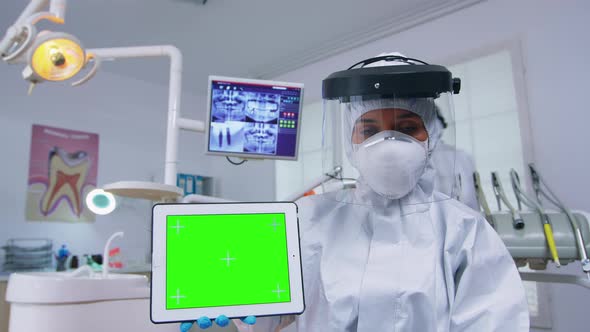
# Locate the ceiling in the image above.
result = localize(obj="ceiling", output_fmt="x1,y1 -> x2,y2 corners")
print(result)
1,0 -> 483,95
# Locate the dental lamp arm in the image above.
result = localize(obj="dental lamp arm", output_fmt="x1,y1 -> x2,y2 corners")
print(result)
0,25 -> 35,60
1,0 -> 67,58
0,27 -> 19,56
49,0 -> 67,21
15,0 -> 49,25
87,46 -> 204,187
16,0 -> 66,24
72,53 -> 100,87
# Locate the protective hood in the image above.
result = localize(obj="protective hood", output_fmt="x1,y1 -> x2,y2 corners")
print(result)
321,52 -> 457,205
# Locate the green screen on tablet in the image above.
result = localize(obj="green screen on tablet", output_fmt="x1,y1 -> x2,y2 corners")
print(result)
166,213 -> 291,309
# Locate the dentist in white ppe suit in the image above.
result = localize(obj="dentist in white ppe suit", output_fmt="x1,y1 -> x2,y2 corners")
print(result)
186,54 -> 530,332
294,54 -> 529,332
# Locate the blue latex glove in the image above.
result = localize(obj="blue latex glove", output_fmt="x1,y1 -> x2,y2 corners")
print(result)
179,315 -> 256,331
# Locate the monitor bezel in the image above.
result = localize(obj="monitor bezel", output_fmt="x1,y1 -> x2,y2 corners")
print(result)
205,75 -> 304,161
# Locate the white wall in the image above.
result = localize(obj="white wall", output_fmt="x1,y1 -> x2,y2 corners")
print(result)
273,0 -> 590,331
0,63 -> 275,267
276,0 -> 590,211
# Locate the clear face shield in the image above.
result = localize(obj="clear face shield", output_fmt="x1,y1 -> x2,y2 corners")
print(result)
321,55 -> 460,206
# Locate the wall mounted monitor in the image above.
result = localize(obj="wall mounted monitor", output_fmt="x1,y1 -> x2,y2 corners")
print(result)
206,76 -> 304,160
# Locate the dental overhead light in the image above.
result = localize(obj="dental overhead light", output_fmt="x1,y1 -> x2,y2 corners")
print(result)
25,31 -> 85,82
0,0 -> 97,94
1,0 -> 206,215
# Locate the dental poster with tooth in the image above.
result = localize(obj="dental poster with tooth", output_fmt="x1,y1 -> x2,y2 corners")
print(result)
26,124 -> 99,222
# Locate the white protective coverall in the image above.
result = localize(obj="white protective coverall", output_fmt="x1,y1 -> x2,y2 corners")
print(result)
248,131 -> 528,332
241,57 -> 529,332
291,179 -> 529,331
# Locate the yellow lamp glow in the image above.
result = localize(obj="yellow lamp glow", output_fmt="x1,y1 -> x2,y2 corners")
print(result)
30,33 -> 85,82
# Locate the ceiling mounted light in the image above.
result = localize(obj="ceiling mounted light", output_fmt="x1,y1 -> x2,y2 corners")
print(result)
23,31 -> 85,82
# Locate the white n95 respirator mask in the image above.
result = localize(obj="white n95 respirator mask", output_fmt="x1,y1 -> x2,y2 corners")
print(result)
352,131 -> 428,199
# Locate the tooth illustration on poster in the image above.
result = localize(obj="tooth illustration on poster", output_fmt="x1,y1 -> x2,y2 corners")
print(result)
26,125 -> 99,222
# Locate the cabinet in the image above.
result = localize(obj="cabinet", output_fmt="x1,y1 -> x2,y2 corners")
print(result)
0,280 -> 9,332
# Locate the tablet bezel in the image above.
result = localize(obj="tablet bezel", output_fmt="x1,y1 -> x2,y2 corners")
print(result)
151,202 -> 304,323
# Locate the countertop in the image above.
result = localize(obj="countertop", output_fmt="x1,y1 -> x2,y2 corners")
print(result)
0,263 -> 151,282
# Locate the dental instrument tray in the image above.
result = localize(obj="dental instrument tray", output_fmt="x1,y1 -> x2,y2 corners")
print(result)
493,211 -> 590,266
150,202 -> 304,323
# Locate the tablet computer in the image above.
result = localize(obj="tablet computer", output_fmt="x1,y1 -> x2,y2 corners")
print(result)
151,202 -> 304,323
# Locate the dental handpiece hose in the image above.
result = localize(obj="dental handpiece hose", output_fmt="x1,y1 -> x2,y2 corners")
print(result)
542,215 -> 560,268
544,191 -> 590,278
510,169 -> 560,267
492,172 -> 524,229
530,164 -> 589,278
473,172 -> 494,227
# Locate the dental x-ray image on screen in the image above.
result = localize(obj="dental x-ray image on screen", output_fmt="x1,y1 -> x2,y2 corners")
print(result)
206,76 -> 303,160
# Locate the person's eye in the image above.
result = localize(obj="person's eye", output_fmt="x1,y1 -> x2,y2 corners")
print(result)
398,126 -> 418,134
397,120 -> 423,134
362,128 -> 378,137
